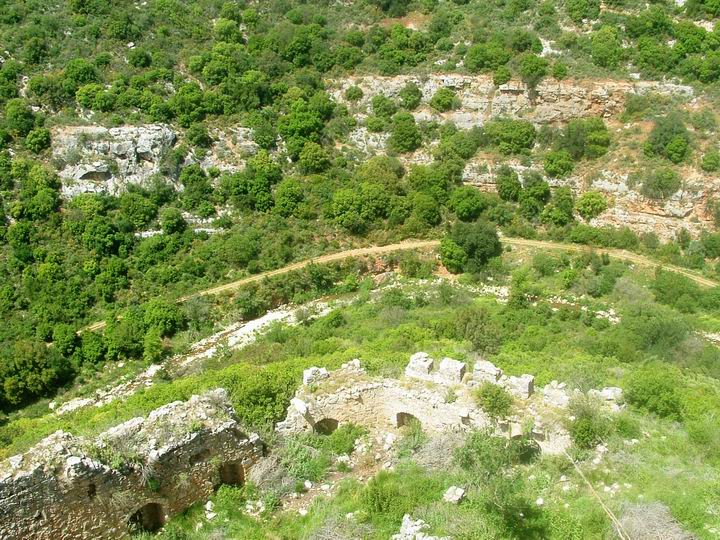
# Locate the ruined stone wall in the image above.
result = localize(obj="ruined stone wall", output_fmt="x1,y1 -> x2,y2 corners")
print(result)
0,390 -> 264,540
278,355 -> 623,455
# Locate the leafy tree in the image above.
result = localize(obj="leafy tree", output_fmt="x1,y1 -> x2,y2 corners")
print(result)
642,168 -> 681,200
495,165 -> 522,201
541,187 -> 575,226
344,86 -> 364,102
274,178 -> 305,217
590,26 -> 623,68
484,119 -> 536,154
440,237 -> 468,273
701,149 -> 720,172
465,41 -> 511,72
387,112 -> 422,153
160,207 -> 187,234
448,186 -> 489,221
518,172 -> 550,219
446,220 -> 502,272
429,87 -> 459,112
399,82 -> 423,110
298,141 -> 330,173
517,53 -> 548,89
179,164 -> 213,210
4,99 -> 35,137
143,299 -> 186,337
575,191 -> 608,221
24,128 -> 51,153
64,58 -> 99,89
644,113 -> 691,163
119,192 -> 158,229
142,327 -> 164,363
410,192 -> 441,227
543,150 -> 574,178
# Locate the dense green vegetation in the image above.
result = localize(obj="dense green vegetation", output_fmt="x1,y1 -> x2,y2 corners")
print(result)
2,0 -> 720,417
7,247 -> 710,538
1,1 -> 720,536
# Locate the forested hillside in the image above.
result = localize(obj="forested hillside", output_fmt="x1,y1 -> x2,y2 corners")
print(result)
1,0 -> 720,538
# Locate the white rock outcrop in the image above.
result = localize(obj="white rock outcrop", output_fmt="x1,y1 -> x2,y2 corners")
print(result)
52,124 -> 177,197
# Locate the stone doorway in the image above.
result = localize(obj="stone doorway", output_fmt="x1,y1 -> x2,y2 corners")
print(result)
129,502 -> 164,533
218,461 -> 245,486
313,418 -> 339,435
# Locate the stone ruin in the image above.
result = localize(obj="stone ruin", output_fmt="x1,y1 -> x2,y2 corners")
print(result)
0,389 -> 264,540
278,353 -> 624,455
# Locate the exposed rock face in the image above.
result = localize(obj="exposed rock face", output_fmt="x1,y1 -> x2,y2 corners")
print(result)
0,389 -> 263,540
329,74 -> 693,128
52,124 -> 177,197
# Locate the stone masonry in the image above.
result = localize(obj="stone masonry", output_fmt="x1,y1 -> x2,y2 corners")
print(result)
0,389 -> 264,540
277,354 -> 624,454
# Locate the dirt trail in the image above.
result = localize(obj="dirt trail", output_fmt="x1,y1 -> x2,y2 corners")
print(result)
78,237 -> 717,333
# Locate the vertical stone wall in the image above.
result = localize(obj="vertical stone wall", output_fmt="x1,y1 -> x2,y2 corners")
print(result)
0,389 -> 264,540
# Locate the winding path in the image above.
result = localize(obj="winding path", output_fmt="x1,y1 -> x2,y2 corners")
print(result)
79,237 -> 717,333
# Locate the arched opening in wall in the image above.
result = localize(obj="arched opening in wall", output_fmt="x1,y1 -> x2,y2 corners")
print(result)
128,503 -> 165,533
313,418 -> 339,435
396,412 -> 421,429
218,461 -> 245,486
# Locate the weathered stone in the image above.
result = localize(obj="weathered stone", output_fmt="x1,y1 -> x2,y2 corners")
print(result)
0,389 -> 263,540
291,398 -> 308,416
437,357 -> 466,383
52,125 -> 177,197
303,367 -> 329,385
442,486 -> 466,504
473,359 -> 503,383
590,387 -> 623,402
505,374 -> 535,399
391,514 -> 451,540
543,380 -> 570,408
405,352 -> 434,380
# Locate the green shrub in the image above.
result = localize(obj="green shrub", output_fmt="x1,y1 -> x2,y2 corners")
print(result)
543,150 -> 574,178
345,86 -> 364,102
644,113 -> 691,163
484,119 -> 536,154
496,165 -> 521,201
387,112 -> 422,153
475,382 -> 513,419
24,128 -> 51,153
280,437 -> 330,482
641,168 -> 681,200
575,191 -> 608,221
701,149 -> 720,172
429,87 -> 460,112
558,118 -> 610,159
399,82 -> 422,109
568,396 -> 611,449
448,186 -> 489,221
624,364 -> 683,419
